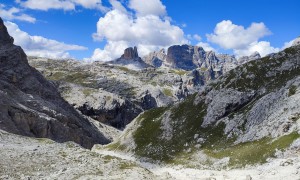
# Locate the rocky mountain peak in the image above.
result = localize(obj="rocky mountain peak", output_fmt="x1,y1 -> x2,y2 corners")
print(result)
109,46 -> 150,70
121,46 -> 139,60
0,18 -> 14,46
249,51 -> 261,59
142,48 -> 167,67
238,51 -> 261,64
166,44 -> 198,70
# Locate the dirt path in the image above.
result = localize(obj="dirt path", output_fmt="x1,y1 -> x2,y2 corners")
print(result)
94,147 -> 300,180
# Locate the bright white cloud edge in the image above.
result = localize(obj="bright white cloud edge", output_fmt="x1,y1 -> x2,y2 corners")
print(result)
207,20 -> 284,57
5,21 -> 87,59
16,0 -> 108,12
0,4 -> 36,23
89,0 -> 188,62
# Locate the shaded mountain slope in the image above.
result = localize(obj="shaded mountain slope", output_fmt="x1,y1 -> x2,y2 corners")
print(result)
111,44 -> 300,167
0,17 -> 110,148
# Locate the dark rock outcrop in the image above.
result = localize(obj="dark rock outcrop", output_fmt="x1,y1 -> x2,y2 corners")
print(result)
122,46 -> 139,60
77,99 -> 143,130
109,46 -> 151,69
166,45 -> 198,70
0,18 -> 110,148
0,18 -> 14,45
140,90 -> 157,110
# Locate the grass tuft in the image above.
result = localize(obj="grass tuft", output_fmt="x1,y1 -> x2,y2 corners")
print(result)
163,88 -> 173,97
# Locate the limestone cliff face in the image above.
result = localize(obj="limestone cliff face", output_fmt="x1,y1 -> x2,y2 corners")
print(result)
166,45 -> 199,70
0,18 -> 110,148
143,48 -> 166,67
143,45 -> 261,79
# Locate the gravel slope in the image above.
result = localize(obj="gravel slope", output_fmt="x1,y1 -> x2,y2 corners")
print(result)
1,130 -> 300,180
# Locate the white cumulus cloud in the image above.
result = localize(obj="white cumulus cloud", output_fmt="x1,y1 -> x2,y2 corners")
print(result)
0,4 -> 36,23
129,0 -> 166,17
234,41 -> 279,57
196,42 -> 215,52
282,37 -> 300,49
90,0 -> 187,61
207,20 -> 271,49
16,0 -> 108,12
207,20 -> 280,57
5,21 -> 87,58
193,34 -> 202,41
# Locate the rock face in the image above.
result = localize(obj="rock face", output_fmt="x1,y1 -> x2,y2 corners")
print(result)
166,45 -> 199,70
122,46 -> 139,60
109,46 -> 150,70
202,88 -> 255,127
216,54 -> 238,72
238,51 -> 261,64
77,95 -> 143,129
0,18 -> 109,148
143,45 -> 261,80
143,48 -> 166,67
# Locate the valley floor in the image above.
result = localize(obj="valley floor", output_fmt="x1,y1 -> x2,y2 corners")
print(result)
1,130 -> 300,180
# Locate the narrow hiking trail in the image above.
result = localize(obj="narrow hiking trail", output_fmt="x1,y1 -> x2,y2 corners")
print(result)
93,148 -> 300,180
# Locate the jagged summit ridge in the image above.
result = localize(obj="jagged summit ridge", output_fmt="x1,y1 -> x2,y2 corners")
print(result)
238,51 -> 261,64
143,44 -> 261,73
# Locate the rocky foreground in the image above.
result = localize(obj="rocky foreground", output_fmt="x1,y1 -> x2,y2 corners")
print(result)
1,129 -> 300,180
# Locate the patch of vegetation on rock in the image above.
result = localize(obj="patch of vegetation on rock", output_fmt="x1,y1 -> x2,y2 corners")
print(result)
162,88 -> 173,97
169,69 -> 188,76
82,88 -> 97,97
215,46 -> 300,93
288,85 -> 297,96
106,141 -> 127,151
132,94 -> 235,163
205,132 -> 300,167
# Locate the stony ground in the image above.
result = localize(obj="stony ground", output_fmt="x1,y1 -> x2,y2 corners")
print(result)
1,130 -> 300,180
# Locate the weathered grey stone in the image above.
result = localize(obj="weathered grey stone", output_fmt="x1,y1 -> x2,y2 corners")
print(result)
238,51 -> 261,64
0,18 -> 110,148
166,45 -> 199,70
202,88 -> 255,127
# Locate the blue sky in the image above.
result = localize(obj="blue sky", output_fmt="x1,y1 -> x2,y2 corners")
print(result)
0,0 -> 299,60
